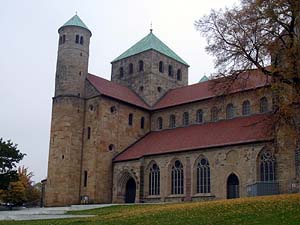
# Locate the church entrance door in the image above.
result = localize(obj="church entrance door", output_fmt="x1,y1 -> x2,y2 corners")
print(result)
227,173 -> 239,199
125,178 -> 136,203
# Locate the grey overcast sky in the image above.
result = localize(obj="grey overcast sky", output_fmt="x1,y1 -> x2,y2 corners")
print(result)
0,0 -> 238,182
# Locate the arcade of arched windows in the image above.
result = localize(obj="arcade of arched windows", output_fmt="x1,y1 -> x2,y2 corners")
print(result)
151,95 -> 271,131
141,147 -> 276,198
116,60 -> 185,82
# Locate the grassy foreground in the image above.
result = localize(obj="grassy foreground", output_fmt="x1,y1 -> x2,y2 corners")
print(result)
1,194 -> 300,225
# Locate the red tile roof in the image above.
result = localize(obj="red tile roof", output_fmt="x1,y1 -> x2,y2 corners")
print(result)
87,74 -> 150,109
153,69 -> 270,109
87,69 -> 270,110
113,114 -> 273,162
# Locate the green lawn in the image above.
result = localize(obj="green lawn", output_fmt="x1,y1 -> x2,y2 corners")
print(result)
1,194 -> 300,225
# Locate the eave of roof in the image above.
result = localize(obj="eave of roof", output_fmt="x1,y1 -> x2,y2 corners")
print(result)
113,114 -> 273,162
112,31 -> 189,66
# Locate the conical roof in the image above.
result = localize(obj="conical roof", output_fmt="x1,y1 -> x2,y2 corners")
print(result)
112,31 -> 189,66
59,15 -> 91,34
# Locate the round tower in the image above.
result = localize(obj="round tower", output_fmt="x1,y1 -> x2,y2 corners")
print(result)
55,14 -> 92,97
45,15 -> 92,206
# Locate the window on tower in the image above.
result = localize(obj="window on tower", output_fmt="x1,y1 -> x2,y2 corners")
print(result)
75,35 -> 79,44
62,35 -> 66,44
168,65 -> 173,77
80,36 -> 84,45
159,61 -> 164,73
128,113 -> 133,126
141,117 -> 145,129
129,63 -> 133,74
83,170 -> 88,187
139,60 -> 144,72
87,127 -> 91,139
119,67 -> 124,78
177,69 -> 182,81
59,36 -> 62,45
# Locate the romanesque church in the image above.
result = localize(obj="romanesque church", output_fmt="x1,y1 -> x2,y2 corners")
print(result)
44,15 -> 298,206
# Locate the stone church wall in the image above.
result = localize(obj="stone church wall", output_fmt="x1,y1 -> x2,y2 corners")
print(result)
80,96 -> 150,203
45,96 -> 85,206
113,141 -> 296,203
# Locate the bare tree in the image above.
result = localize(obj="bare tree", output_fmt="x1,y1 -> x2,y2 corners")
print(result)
195,0 -> 300,176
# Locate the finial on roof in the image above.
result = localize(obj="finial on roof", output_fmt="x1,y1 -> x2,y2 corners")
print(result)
150,21 -> 153,33
75,11 -> 78,15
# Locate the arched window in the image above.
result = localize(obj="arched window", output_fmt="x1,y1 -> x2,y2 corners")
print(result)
260,97 -> 268,113
242,100 -> 251,116
171,160 -> 184,194
183,112 -> 189,126
80,36 -> 84,45
157,117 -> 163,130
149,163 -> 160,195
168,65 -> 173,77
169,114 -> 176,128
197,157 -> 211,193
129,63 -> 133,74
259,149 -> 276,181
196,109 -> 203,123
139,60 -> 144,72
75,34 -> 79,44
119,67 -> 124,78
226,103 -> 234,119
140,117 -> 145,129
159,61 -> 164,73
211,107 -> 218,122
177,69 -> 182,81
128,113 -> 133,126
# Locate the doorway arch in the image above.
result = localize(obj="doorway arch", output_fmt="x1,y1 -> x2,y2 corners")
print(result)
125,178 -> 136,203
227,173 -> 239,199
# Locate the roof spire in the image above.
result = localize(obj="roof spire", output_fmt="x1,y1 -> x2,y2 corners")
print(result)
150,21 -> 153,33
75,11 -> 78,15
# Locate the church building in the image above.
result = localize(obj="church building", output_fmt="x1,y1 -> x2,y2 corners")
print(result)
44,15 -> 298,206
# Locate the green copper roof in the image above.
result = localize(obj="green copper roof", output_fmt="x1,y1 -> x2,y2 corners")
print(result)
60,15 -> 91,33
112,31 -> 189,66
199,75 -> 209,83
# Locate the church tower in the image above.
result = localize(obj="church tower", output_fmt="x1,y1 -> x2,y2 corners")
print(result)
111,30 -> 189,106
45,15 -> 92,206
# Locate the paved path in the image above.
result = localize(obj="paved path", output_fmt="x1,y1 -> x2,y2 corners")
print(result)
0,204 -> 115,221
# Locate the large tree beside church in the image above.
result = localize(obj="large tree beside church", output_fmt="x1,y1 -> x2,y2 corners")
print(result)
195,0 -> 300,160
